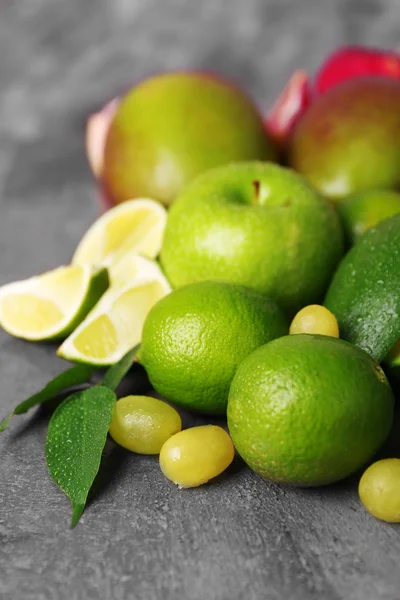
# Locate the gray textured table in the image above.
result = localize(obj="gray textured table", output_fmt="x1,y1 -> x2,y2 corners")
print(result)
1,2 -> 400,599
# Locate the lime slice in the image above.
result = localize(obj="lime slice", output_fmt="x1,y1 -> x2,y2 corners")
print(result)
58,257 -> 171,366
71,198 -> 167,267
0,265 -> 109,341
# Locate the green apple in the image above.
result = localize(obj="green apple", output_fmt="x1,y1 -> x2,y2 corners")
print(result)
160,162 -> 344,314
103,72 -> 277,206
288,78 -> 400,200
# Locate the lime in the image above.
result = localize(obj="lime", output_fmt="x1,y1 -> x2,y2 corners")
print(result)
58,257 -> 170,366
160,162 -> 343,315
325,213 -> 400,363
140,281 -> 288,414
0,265 -> 108,341
72,198 -> 167,268
339,189 -> 400,245
228,334 -> 394,486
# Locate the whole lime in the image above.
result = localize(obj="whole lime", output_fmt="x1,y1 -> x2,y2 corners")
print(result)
140,281 -> 288,415
228,334 -> 394,486
160,162 -> 343,315
103,72 -> 277,206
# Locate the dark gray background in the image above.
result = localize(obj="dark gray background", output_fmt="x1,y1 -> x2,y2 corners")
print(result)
1,1 -> 400,599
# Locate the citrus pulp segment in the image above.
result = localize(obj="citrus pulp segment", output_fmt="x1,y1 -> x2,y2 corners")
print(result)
71,198 -> 167,267
107,252 -> 168,288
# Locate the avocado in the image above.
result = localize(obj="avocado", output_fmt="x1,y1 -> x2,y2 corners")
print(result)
325,213 -> 400,362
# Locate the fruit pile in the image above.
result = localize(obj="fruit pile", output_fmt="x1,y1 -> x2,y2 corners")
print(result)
1,45 -> 400,528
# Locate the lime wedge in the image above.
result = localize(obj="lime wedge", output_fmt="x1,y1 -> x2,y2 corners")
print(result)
108,248 -> 169,288
58,256 -> 170,366
71,198 -> 167,267
0,265 -> 109,341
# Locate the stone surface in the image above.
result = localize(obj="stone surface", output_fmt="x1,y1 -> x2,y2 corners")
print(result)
1,1 -> 400,599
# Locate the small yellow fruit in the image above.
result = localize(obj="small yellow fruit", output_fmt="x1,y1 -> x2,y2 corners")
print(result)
159,425 -> 235,488
109,395 -> 181,455
289,304 -> 339,337
359,459 -> 400,523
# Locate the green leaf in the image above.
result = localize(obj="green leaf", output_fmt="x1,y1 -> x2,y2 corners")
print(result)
0,364 -> 94,433
101,344 -> 140,391
45,385 -> 117,528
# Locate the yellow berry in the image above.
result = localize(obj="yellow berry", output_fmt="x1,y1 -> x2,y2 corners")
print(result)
289,304 -> 339,337
159,425 -> 235,488
109,395 -> 181,454
359,459 -> 400,523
